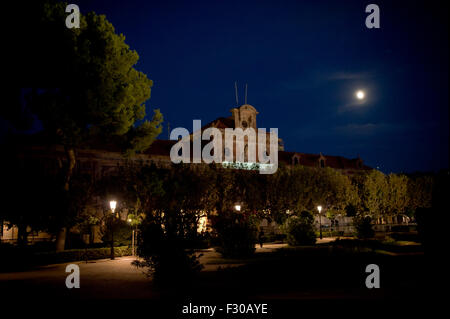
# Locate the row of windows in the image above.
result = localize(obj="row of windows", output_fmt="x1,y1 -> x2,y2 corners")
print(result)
292,157 -> 325,167
292,157 -> 363,169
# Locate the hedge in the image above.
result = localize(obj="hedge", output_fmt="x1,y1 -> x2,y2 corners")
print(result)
35,246 -> 132,264
0,246 -> 132,272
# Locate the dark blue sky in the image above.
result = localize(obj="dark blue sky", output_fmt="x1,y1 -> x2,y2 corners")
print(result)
78,0 -> 448,173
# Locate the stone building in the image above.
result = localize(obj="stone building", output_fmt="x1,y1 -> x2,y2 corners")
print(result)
198,104 -> 370,175
1,104 -> 370,244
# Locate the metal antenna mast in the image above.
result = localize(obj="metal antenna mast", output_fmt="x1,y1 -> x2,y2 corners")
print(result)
245,83 -> 248,104
234,81 -> 239,106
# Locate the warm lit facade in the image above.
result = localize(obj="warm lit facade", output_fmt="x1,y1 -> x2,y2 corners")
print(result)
1,104 -> 370,244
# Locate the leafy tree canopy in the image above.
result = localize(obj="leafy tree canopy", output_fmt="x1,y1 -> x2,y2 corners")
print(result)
18,1 -> 163,155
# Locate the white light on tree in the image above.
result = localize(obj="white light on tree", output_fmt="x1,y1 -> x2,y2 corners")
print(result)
110,200 -> 117,212
235,205 -> 241,211
317,205 -> 322,213
197,215 -> 208,233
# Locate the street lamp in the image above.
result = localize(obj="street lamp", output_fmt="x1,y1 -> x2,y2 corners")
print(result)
109,200 -> 117,260
127,218 -> 135,257
317,205 -> 323,240
110,200 -> 117,213
337,213 -> 342,236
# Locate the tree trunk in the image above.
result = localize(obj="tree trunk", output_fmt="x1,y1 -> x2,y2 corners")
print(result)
55,147 -> 76,252
55,227 -> 66,251
17,223 -> 28,246
64,147 -> 76,191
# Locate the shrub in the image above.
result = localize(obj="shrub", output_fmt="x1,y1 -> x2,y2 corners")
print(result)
211,211 -> 257,258
101,219 -> 132,247
35,246 -> 131,264
389,231 -> 420,242
0,246 -> 131,272
266,233 -> 287,243
415,207 -> 431,246
283,211 -> 316,246
184,232 -> 211,249
31,241 -> 56,252
391,225 -> 410,232
354,215 -> 375,239
133,220 -> 203,289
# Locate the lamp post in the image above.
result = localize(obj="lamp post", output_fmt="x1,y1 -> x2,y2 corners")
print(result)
234,203 -> 242,224
337,214 -> 342,236
127,218 -> 135,257
317,205 -> 322,240
110,200 -> 117,260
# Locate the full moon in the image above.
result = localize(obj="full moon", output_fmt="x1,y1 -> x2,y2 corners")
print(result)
356,90 -> 365,100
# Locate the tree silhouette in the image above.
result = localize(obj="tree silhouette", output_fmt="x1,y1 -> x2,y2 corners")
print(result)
9,1 -> 163,250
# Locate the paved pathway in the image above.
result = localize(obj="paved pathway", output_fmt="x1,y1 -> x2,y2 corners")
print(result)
0,239 -> 341,299
198,237 -> 339,270
0,256 -> 155,299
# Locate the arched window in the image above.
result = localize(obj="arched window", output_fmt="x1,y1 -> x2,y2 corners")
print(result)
320,159 -> 325,168
244,144 -> 248,162
294,157 -> 299,165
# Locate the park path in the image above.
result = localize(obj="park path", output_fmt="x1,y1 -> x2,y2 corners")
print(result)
0,256 -> 155,299
0,239 -> 340,299
198,237 -> 338,270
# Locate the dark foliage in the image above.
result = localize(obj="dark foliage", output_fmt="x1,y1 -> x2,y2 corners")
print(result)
211,211 -> 257,258
133,220 -> 203,289
101,219 -> 132,247
414,207 -> 430,246
0,243 -> 130,272
354,215 -> 375,239
129,165 -> 211,289
283,211 -> 317,246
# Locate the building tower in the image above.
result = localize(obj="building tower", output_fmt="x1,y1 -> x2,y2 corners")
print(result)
230,104 -> 259,130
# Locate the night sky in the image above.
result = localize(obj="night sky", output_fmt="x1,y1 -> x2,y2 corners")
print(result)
18,0 -> 450,173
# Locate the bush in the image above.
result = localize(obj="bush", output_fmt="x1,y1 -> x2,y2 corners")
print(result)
283,211 -> 316,246
31,241 -> 56,252
0,245 -> 131,272
211,211 -> 257,258
415,207 -> 431,246
35,246 -> 131,264
354,216 -> 375,239
391,225 -> 410,232
265,233 -> 287,243
102,219 -> 132,247
389,232 -> 420,242
133,220 -> 203,289
184,232 -> 211,249
65,231 -> 88,249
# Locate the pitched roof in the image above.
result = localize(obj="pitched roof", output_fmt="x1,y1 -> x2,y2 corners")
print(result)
201,116 -> 235,130
279,151 -> 371,170
143,139 -> 177,156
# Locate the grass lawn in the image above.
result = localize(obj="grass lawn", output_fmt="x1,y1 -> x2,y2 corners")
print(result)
185,239 -> 426,300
